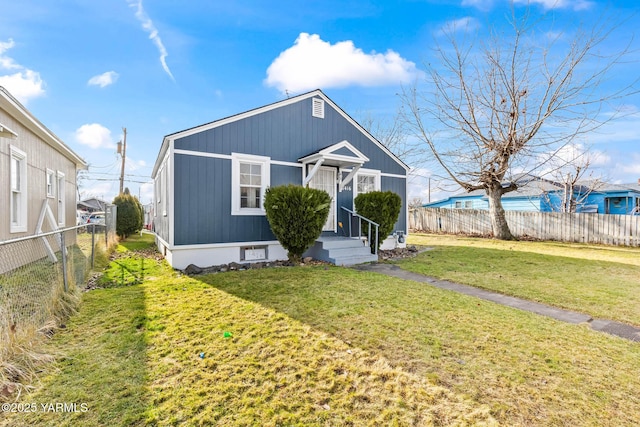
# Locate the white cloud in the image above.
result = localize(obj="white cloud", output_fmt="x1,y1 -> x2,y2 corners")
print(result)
79,182 -> 115,201
619,154 -> 640,177
265,33 -> 419,93
127,0 -> 174,81
0,39 -> 21,70
125,157 -> 147,172
437,17 -> 480,36
514,0 -> 593,11
75,123 -> 116,149
461,0 -> 494,11
0,38 -> 45,104
139,181 -> 154,203
88,71 -> 119,88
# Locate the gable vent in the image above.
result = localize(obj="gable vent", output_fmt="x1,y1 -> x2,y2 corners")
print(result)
312,98 -> 325,118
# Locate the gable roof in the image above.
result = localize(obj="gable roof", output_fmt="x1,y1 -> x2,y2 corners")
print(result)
298,140 -> 369,167
0,86 -> 87,168
153,89 -> 409,177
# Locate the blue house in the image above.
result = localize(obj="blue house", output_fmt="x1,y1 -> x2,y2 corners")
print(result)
425,175 -> 640,215
152,90 -> 409,269
545,182 -> 640,214
425,175 -> 561,212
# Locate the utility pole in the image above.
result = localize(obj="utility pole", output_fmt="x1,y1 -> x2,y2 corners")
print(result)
118,127 -> 127,195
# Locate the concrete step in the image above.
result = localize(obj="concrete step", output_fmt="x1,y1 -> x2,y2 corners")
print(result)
316,236 -> 367,249
304,236 -> 378,266
324,245 -> 373,258
330,253 -> 379,266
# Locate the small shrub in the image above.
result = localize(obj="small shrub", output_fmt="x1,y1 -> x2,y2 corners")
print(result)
113,188 -> 143,238
354,191 -> 402,251
264,185 -> 331,262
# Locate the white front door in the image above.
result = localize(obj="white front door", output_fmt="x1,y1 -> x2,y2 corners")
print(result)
309,166 -> 336,231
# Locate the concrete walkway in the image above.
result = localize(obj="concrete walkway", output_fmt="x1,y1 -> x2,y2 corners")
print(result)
355,263 -> 640,342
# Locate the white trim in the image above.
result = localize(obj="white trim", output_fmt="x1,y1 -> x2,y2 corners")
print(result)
168,141 -> 175,246
174,148 -> 232,160
162,239 -> 282,251
298,140 -> 369,166
0,122 -> 18,139
156,238 -> 288,270
302,159 -> 325,186
339,164 -> 361,192
9,145 -> 27,233
270,159 -> 302,168
308,166 -> 337,232
36,200 -> 59,262
56,171 -> 66,226
174,148 -> 302,169
231,153 -> 270,216
312,98 -> 325,118
340,168 -> 406,180
380,172 -> 407,179
354,168 -> 382,199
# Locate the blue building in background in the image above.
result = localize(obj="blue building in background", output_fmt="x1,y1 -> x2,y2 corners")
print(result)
425,174 -> 640,215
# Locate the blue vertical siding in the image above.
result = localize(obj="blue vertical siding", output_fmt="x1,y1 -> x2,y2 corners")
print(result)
336,170 -> 355,233
168,94 -> 407,246
173,154 -> 277,245
382,176 -> 407,232
501,197 -> 542,212
174,97 -> 406,176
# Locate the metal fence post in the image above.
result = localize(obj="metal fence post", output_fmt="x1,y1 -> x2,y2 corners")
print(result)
91,223 -> 96,269
60,231 -> 68,292
105,207 -> 109,248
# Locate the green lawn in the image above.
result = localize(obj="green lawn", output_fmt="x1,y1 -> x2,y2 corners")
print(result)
3,234 -> 640,426
401,234 -> 640,326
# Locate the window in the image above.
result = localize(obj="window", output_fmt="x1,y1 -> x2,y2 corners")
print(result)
10,145 -> 27,233
357,175 -> 376,194
455,201 -> 463,208
312,98 -> 324,118
240,163 -> 262,208
464,201 -> 473,209
231,153 -> 270,215
354,170 -> 381,198
46,169 -> 55,198
57,171 -> 65,226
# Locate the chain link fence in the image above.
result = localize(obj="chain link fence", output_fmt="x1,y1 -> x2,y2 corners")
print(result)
0,206 -> 117,399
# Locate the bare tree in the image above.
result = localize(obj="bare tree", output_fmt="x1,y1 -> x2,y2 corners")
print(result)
408,197 -> 424,209
358,109 -> 419,162
542,143 -> 604,212
401,7 -> 636,239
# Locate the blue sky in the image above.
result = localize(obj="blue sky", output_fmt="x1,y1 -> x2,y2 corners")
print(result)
1,0 -> 639,204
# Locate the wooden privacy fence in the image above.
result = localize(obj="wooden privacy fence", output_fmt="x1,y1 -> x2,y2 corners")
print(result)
410,208 -> 640,247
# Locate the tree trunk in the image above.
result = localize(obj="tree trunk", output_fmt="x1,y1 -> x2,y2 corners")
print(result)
486,186 -> 515,240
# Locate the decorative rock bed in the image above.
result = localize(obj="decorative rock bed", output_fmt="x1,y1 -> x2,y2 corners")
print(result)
183,256 -> 324,275
183,246 -> 425,275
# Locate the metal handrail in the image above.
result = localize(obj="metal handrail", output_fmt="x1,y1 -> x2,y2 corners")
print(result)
340,206 -> 379,255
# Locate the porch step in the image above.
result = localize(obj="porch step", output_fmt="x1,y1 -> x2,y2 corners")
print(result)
304,236 -> 378,266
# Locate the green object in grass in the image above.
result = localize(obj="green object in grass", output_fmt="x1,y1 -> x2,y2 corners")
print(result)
223,331 -> 232,338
